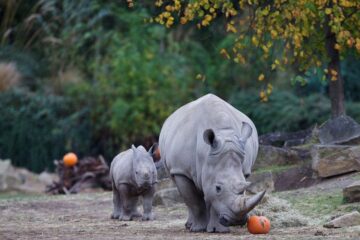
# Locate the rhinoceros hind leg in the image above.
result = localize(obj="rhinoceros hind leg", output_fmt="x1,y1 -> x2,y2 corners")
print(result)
173,174 -> 207,232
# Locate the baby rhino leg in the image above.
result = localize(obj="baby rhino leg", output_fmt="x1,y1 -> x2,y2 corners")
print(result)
142,187 -> 155,221
117,184 -> 134,221
111,184 -> 122,219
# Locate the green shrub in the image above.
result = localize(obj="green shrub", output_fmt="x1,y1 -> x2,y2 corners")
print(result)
230,90 -> 360,134
0,89 -> 91,172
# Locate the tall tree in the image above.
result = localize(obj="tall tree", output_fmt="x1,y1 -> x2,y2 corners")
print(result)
149,0 -> 360,118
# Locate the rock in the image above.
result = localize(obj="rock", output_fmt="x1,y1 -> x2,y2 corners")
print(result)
153,187 -> 183,207
259,127 -> 315,147
0,159 -> 22,191
254,145 -> 303,170
343,181 -> 360,203
319,115 -> 360,145
38,171 -> 59,186
311,145 -> 360,178
324,211 -> 360,228
247,171 -> 274,193
273,165 -> 319,191
0,159 -> 46,193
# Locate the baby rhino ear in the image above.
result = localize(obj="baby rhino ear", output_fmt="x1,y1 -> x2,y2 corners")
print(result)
148,143 -> 161,162
131,144 -> 138,158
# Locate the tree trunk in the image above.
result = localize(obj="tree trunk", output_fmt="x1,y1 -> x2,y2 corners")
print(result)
325,8 -> 345,118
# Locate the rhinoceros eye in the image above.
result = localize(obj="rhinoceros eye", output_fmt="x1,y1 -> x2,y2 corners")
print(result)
135,171 -> 138,175
216,185 -> 222,193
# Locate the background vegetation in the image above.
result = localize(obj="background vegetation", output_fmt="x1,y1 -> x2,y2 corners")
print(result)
0,1 -> 359,172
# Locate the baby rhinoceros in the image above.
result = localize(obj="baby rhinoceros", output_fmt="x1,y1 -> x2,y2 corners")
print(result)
110,144 -> 159,221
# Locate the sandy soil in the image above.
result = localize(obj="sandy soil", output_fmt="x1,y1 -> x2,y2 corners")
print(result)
1,189 -> 360,240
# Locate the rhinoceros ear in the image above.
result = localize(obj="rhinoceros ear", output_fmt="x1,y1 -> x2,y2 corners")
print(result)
131,144 -> 138,158
203,129 -> 218,148
148,143 -> 161,162
239,122 -> 252,142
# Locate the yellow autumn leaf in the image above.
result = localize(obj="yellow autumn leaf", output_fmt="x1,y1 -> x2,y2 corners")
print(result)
220,48 -> 230,59
252,36 -> 259,46
180,17 -> 187,24
355,38 -> 360,51
325,8 -> 332,15
258,73 -> 265,81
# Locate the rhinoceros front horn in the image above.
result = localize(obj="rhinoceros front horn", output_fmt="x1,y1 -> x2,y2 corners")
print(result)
235,190 -> 266,214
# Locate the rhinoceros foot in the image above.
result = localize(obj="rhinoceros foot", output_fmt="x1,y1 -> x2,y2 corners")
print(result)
142,212 -> 155,221
190,223 -> 207,232
110,212 -> 121,219
119,214 -> 133,221
206,222 -> 230,233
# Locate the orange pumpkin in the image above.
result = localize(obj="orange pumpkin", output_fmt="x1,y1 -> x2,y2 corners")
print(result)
63,152 -> 78,167
247,215 -> 271,234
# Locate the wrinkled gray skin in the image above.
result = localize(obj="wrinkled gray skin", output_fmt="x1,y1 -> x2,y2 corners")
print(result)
159,94 -> 265,233
110,145 -> 158,221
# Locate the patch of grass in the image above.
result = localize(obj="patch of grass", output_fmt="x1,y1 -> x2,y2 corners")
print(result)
0,192 -> 43,201
275,190 -> 359,223
254,164 -> 299,174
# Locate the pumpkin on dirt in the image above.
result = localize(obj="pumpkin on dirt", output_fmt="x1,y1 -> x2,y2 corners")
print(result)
63,152 -> 78,167
247,215 -> 271,234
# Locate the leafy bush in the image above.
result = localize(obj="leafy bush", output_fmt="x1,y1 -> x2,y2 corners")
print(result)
0,89 -> 91,172
230,90 -> 360,135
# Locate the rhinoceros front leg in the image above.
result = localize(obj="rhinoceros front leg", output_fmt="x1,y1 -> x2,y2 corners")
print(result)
117,184 -> 135,221
142,187 -> 155,221
173,175 -> 208,232
206,205 -> 230,233
110,184 -> 122,219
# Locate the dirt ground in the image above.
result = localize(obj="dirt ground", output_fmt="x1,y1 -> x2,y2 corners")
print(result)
1,173 -> 360,240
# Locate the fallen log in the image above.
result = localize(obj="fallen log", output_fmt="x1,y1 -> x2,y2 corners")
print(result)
46,155 -> 112,194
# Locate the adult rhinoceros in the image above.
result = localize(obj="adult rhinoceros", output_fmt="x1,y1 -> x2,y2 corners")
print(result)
159,94 -> 265,233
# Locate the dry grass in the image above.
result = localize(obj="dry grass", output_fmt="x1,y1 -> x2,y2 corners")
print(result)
0,62 -> 21,91
1,192 -> 359,240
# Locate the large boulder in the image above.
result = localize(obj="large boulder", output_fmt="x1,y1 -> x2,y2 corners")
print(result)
319,115 -> 360,145
153,187 -> 183,207
343,181 -> 360,203
254,145 -> 303,170
324,211 -> 360,228
311,145 -> 360,178
0,159 -> 47,193
0,159 -> 22,191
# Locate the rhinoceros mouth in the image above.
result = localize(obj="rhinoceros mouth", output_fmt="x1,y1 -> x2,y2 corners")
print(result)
219,213 -> 248,227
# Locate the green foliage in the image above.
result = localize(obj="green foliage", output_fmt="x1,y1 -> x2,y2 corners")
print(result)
0,89 -> 91,172
65,7 -> 197,156
230,90 -> 360,134
1,1 -> 360,173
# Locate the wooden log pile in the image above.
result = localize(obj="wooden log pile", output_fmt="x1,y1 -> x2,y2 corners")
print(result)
46,155 -> 112,194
